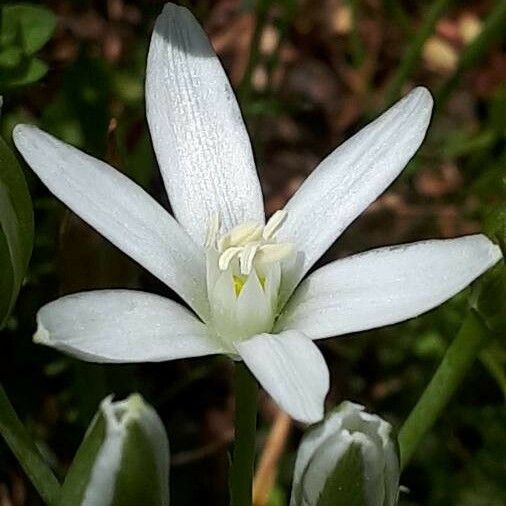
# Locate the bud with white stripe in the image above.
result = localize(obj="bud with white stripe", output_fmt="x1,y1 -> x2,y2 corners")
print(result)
290,402 -> 399,506
59,394 -> 169,506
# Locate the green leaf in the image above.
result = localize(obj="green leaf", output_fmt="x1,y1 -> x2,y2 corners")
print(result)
316,442 -> 365,506
0,230 -> 15,330
0,46 -> 24,69
0,133 -> 34,327
58,412 -> 106,506
0,57 -> 48,91
0,4 -> 55,90
0,384 -> 61,505
1,4 -> 56,55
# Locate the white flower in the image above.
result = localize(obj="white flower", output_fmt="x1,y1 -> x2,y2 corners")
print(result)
13,3 -> 501,424
290,402 -> 399,506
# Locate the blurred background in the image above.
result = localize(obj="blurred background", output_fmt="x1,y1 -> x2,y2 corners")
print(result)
0,0 -> 505,504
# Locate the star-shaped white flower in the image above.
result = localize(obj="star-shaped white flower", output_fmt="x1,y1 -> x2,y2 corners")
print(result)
14,3 -> 501,424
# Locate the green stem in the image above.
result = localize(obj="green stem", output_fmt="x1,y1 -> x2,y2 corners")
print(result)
398,311 -> 492,469
480,345 -> 506,401
0,383 -> 61,505
265,1 -> 295,95
239,0 -> 270,104
383,0 -> 454,106
383,0 -> 412,35
230,362 -> 258,506
348,0 -> 365,68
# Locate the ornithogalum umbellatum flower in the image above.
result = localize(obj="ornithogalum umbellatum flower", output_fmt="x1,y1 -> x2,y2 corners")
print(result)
14,3 -> 502,423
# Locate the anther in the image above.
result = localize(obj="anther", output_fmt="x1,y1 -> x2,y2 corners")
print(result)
263,210 -> 287,240
218,247 -> 242,270
240,243 -> 260,275
256,243 -> 293,267
229,222 -> 263,246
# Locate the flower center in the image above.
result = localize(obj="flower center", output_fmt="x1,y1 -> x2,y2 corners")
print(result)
205,210 -> 293,284
205,211 -> 293,344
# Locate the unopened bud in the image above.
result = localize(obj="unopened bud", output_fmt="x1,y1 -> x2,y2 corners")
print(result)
290,401 -> 399,506
59,394 -> 169,506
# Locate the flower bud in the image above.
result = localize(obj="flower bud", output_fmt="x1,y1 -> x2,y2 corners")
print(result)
290,401 -> 399,506
59,394 -> 169,506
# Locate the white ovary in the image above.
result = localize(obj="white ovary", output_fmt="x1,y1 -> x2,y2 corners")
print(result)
205,211 -> 294,346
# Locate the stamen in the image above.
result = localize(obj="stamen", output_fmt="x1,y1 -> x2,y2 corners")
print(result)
218,247 -> 242,270
256,243 -> 293,267
212,211 -> 292,275
229,222 -> 263,246
204,213 -> 220,249
217,234 -> 230,253
240,243 -> 260,275
263,210 -> 287,240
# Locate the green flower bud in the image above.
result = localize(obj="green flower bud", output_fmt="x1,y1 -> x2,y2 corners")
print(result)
59,394 -> 169,506
290,402 -> 399,506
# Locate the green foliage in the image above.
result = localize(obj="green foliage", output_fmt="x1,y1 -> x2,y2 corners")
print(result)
41,56 -> 111,156
0,133 -> 33,327
0,4 -> 56,55
0,3 -> 56,91
384,0 -> 454,105
483,203 -> 506,253
58,411 -> 106,505
437,2 -> 506,109
0,384 -> 61,505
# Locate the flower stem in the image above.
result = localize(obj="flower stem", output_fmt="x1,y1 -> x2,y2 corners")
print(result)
230,362 -> 258,506
480,344 -> 506,401
398,311 -> 492,469
0,383 -> 61,505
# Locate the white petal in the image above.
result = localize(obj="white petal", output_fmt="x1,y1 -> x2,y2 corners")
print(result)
277,87 -> 433,299
83,398 -> 127,506
291,403 -> 354,493
263,263 -> 281,311
290,405 -> 352,506
277,235 -> 502,339
236,270 -> 273,338
209,268 -> 237,340
235,331 -> 329,424
383,431 -> 400,505
34,290 -> 224,362
291,433 -> 353,506
146,3 -> 264,245
13,125 -> 209,319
